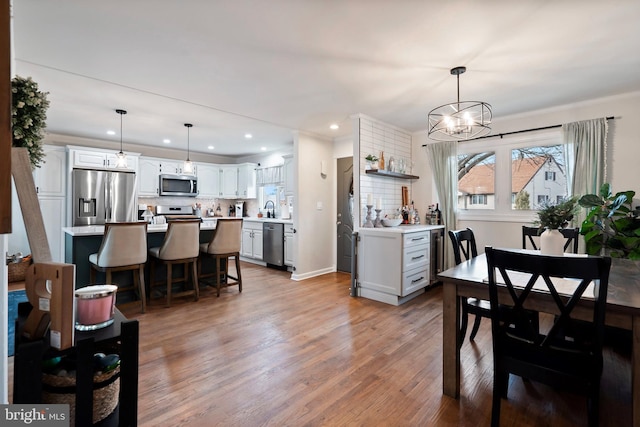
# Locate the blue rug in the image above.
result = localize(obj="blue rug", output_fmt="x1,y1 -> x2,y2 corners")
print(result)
8,290 -> 28,357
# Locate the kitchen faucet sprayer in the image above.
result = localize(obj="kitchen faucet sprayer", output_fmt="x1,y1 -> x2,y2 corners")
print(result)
264,200 -> 275,218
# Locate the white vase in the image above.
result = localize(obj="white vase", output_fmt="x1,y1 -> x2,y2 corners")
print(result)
540,228 -> 565,255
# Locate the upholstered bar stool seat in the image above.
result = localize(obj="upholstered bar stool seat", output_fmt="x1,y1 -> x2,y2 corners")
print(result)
89,222 -> 148,313
199,218 -> 243,297
148,219 -> 201,307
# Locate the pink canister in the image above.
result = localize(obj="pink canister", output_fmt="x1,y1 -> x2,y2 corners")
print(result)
75,285 -> 118,331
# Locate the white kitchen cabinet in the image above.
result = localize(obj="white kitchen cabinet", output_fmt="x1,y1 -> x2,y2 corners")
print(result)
219,166 -> 239,198
284,223 -> 294,267
357,227 -> 432,306
70,148 -> 137,171
196,163 -> 220,198
241,221 -> 263,260
38,196 -> 66,263
283,155 -> 294,195
237,163 -> 257,199
138,157 -> 161,196
34,145 -> 66,197
158,159 -> 195,176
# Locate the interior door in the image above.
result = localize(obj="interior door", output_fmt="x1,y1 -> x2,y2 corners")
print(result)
336,157 -> 354,272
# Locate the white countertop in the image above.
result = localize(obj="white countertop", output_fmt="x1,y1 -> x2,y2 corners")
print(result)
63,220 -> 218,236
357,224 -> 444,234
63,217 -> 293,236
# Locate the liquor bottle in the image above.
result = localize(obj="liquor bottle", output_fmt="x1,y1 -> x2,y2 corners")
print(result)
379,151 -> 385,170
434,203 -> 441,225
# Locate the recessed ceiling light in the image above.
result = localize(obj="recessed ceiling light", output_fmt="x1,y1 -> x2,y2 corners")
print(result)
330,123 -> 339,130
245,133 -> 253,139
163,139 -> 171,144
208,145 -> 214,150
261,147 -> 267,151
106,130 -> 116,135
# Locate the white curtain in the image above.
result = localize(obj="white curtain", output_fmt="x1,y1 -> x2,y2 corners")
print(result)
424,141 -> 458,269
256,165 -> 283,186
562,118 -> 609,228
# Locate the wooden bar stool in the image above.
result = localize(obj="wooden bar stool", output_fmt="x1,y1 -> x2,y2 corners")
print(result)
89,222 -> 148,313
199,218 -> 243,297
148,219 -> 201,307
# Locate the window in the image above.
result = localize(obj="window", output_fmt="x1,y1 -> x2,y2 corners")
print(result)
457,151 -> 495,210
537,195 -> 549,204
456,129 -> 566,220
470,194 -> 488,205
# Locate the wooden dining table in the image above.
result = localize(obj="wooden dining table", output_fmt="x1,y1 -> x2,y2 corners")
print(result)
438,251 -> 640,427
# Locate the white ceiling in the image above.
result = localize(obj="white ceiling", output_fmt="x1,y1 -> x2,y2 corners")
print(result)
12,1 -> 640,158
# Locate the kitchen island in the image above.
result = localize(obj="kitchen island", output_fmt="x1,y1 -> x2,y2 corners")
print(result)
63,221 -> 218,288
356,224 -> 445,305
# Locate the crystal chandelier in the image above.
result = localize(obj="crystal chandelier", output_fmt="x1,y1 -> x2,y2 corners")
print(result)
427,66 -> 492,142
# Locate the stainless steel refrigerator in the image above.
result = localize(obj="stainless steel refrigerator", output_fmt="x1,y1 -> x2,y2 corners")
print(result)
72,169 -> 137,226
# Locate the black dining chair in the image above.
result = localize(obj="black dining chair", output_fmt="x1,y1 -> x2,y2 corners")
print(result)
522,225 -> 580,253
485,247 -> 611,427
448,228 -> 489,347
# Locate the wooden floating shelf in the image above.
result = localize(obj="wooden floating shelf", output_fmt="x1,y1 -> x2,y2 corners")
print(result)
365,169 -> 419,180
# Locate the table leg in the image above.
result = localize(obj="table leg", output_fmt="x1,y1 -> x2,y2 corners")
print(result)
633,315 -> 640,427
442,280 -> 460,397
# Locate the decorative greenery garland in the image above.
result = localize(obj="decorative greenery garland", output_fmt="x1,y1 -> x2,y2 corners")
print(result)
11,76 -> 50,168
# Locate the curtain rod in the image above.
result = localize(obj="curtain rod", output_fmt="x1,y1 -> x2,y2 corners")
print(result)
421,116 -> 615,146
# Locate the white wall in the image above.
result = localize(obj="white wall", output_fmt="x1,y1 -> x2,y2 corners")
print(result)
291,131 -> 336,280
412,91 -> 640,253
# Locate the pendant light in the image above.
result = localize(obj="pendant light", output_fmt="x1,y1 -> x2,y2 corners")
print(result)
427,66 -> 492,141
115,109 -> 128,168
183,123 -> 193,174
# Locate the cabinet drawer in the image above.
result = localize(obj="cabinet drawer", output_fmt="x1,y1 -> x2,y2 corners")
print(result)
403,244 -> 428,271
403,231 -> 429,248
402,267 -> 429,296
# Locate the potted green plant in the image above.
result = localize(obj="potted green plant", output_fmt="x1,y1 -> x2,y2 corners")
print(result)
578,183 -> 640,259
365,154 -> 379,170
534,196 -> 578,255
11,76 -> 50,169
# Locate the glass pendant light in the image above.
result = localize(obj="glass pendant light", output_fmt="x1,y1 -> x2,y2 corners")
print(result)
183,123 -> 193,173
115,109 -> 128,168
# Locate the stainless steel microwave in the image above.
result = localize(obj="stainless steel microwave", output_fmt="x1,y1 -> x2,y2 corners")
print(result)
159,174 -> 198,197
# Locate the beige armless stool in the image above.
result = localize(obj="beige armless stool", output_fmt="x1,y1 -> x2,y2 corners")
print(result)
89,222 -> 148,313
199,218 -> 243,297
148,219 -> 201,307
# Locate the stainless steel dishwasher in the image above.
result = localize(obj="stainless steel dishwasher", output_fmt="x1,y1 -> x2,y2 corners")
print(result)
263,222 -> 285,268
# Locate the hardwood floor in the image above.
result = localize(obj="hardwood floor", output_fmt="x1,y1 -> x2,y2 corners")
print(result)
9,261 -> 633,426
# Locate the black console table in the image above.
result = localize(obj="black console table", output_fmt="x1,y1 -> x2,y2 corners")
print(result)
13,303 -> 139,427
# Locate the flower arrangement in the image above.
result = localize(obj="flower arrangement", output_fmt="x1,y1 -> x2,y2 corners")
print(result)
365,154 -> 378,162
534,196 -> 578,230
11,76 -> 50,169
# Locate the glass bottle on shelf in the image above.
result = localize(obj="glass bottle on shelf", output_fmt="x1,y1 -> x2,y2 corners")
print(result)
379,151 -> 385,171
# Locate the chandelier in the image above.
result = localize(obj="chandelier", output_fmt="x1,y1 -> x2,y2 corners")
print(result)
427,66 -> 492,142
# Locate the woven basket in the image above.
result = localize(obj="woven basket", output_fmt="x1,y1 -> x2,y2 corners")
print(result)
42,366 -> 120,425
8,256 -> 31,283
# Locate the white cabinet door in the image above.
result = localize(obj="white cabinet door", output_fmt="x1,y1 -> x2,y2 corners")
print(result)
73,150 -> 107,169
283,155 -> 294,195
284,225 -> 294,266
237,163 -> 257,199
71,148 -> 137,171
38,196 -> 66,263
34,146 -> 66,197
158,159 -> 196,176
241,228 -> 254,257
138,158 -> 160,196
252,228 -> 263,259
220,166 -> 238,198
196,164 -> 220,198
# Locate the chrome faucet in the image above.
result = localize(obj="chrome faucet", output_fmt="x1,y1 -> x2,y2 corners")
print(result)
264,200 -> 275,218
